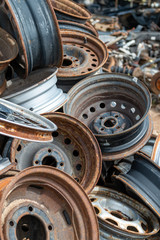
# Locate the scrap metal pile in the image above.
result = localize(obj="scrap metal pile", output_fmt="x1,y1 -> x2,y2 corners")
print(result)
0,0 -> 160,239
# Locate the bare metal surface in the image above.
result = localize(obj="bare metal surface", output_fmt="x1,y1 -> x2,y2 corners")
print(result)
90,186 -> 159,240
0,99 -> 57,142
0,166 -> 99,240
2,68 -> 68,114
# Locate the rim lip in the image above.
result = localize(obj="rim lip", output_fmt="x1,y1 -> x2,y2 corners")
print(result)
10,112 -> 102,194
114,153 -> 160,218
58,20 -> 98,37
0,27 -> 19,64
0,166 -> 99,240
3,0 -> 63,78
90,186 -> 160,237
2,67 -> 58,98
46,0 -> 63,68
52,0 -> 91,20
102,115 -> 153,161
58,30 -> 108,79
64,73 -> 151,137
0,99 -> 57,132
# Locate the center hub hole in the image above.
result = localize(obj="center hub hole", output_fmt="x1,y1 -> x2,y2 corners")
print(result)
16,215 -> 46,240
42,156 -> 57,167
62,58 -> 73,67
104,118 -> 117,128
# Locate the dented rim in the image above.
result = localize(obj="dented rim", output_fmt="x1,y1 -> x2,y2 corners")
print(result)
10,112 -> 102,194
64,73 -> 152,161
58,30 -> 108,81
89,186 -> 160,239
0,166 -> 99,240
52,0 -> 91,23
115,154 -> 160,219
2,68 -> 68,114
0,99 -> 57,142
0,0 -> 63,78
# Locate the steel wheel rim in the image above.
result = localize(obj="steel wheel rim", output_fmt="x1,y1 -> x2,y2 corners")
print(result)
52,0 -> 91,23
0,166 -> 99,240
58,30 -> 108,81
2,68 -> 68,114
64,73 -> 152,160
0,0 -> 63,78
10,112 -> 102,194
89,186 -> 159,239
0,99 -> 57,142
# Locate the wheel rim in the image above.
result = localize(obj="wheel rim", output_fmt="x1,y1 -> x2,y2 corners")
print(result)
10,112 -> 102,194
89,186 -> 159,239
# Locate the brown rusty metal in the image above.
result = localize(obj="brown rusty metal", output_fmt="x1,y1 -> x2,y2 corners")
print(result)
89,186 -> 160,239
52,0 -> 91,23
151,72 -> 160,95
57,30 -> 108,81
151,134 -> 160,166
0,99 -> 57,142
0,27 -> 18,95
58,20 -> 98,37
10,112 -> 102,194
0,166 -> 99,240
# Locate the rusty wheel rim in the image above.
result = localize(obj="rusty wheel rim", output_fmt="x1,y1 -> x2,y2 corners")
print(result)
89,186 -> 159,239
10,112 -> 102,194
0,99 -> 57,142
57,30 -> 108,81
64,73 -> 152,161
52,0 -> 91,23
0,0 -> 62,78
0,166 -> 99,240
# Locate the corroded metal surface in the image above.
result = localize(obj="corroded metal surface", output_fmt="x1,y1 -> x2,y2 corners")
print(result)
0,99 -> 57,142
0,27 -> 18,94
52,0 -> 91,23
2,68 -> 68,114
64,73 -> 152,161
115,154 -> 160,218
90,186 -> 159,240
0,0 -> 62,78
57,30 -> 108,81
58,20 -> 98,36
10,112 -> 102,194
0,166 -> 99,240
151,72 -> 160,95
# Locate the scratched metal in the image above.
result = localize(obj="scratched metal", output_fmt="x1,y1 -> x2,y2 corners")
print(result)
90,186 -> 159,239
0,0 -> 62,78
0,166 -> 99,240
